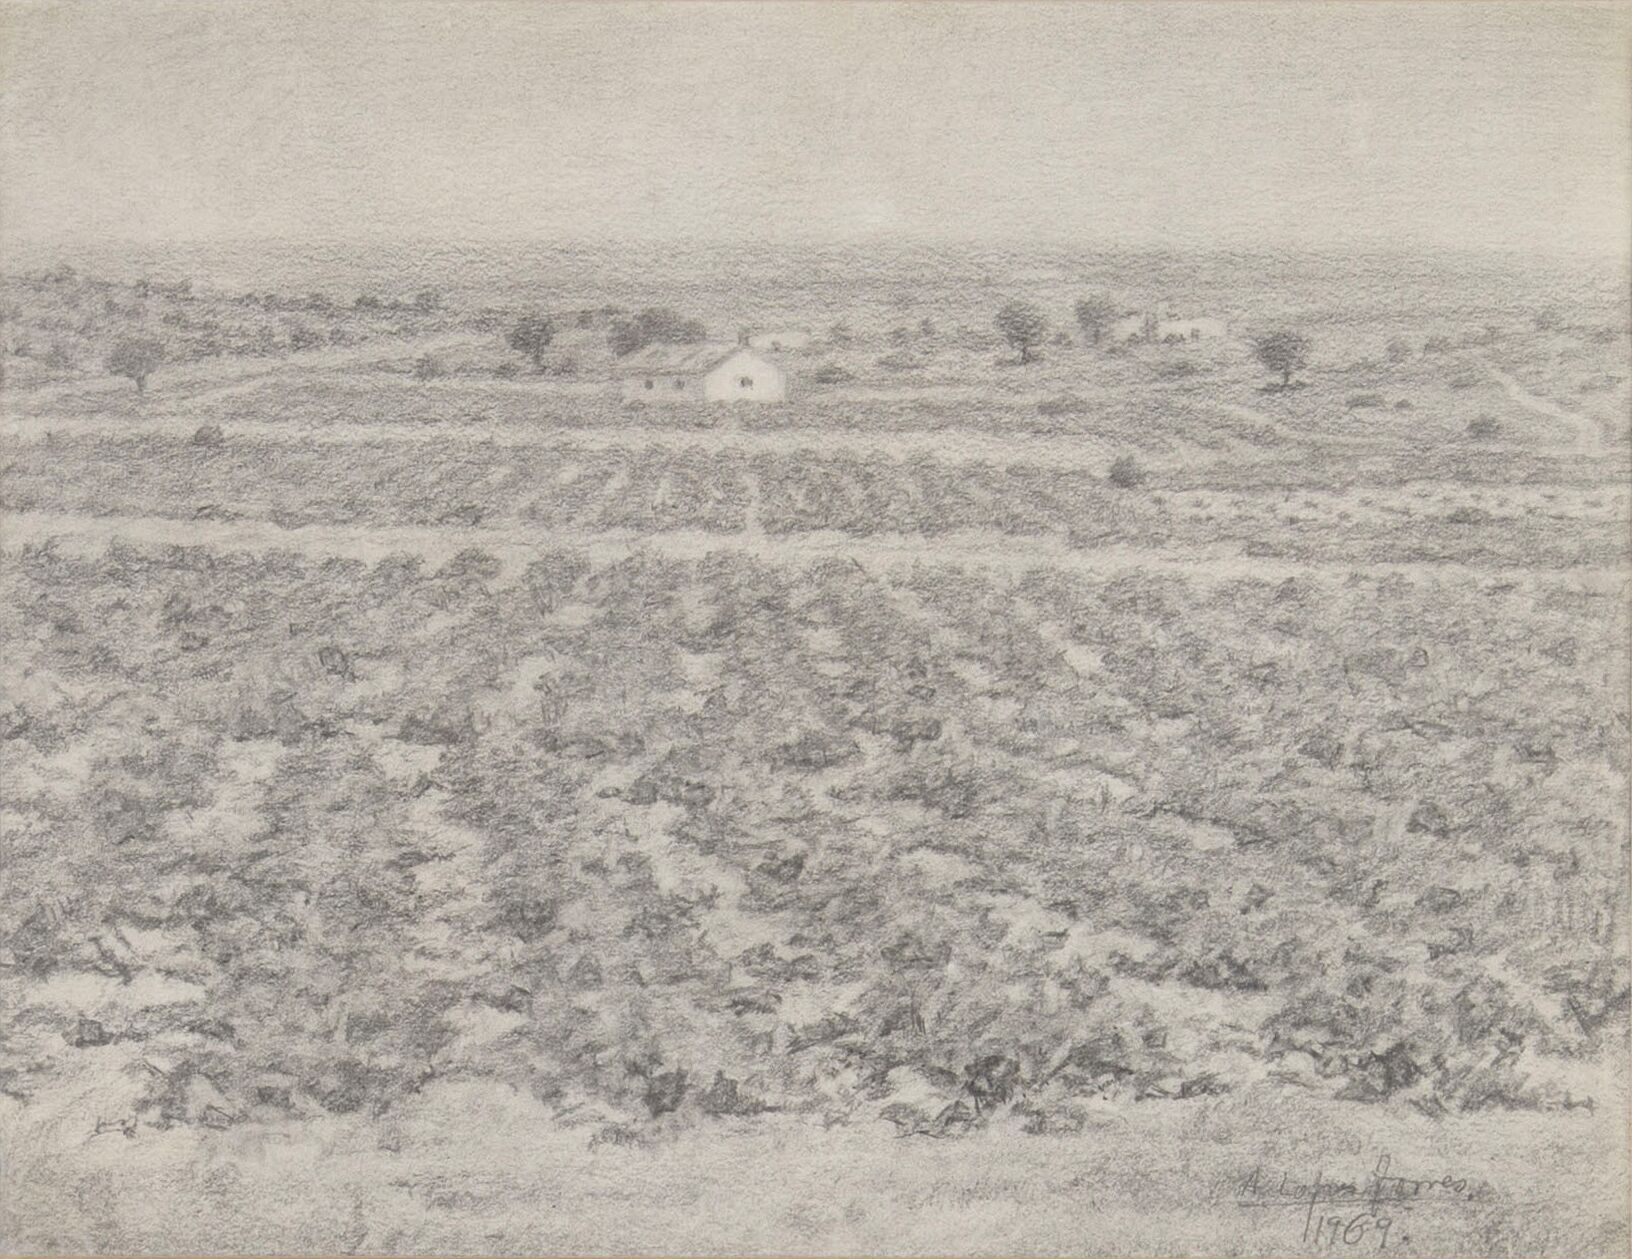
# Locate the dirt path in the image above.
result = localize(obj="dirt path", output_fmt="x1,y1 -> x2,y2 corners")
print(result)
1,333 -> 479,415
1483,358 -> 1603,450
4,509 -> 1621,592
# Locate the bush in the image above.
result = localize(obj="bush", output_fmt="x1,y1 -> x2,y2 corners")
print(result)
413,354 -> 446,380
812,362 -> 855,385
1422,334 -> 1453,354
1468,414 -> 1500,439
106,335 -> 166,393
287,323 -> 325,352
1108,455 -> 1147,488
191,424 -> 225,447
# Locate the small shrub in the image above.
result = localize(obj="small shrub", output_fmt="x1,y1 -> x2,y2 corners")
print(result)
1386,337 -> 1413,363
106,336 -> 166,393
1394,399 -> 1414,411
1467,415 -> 1500,440
812,362 -> 855,385
413,354 -> 446,380
1422,335 -> 1453,354
1108,455 -> 1146,489
191,424 -> 225,447
287,323 -> 325,352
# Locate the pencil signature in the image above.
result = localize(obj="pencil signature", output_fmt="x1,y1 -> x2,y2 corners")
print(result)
1233,1155 -> 1494,1248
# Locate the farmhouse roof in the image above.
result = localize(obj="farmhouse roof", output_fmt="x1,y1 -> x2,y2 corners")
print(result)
616,342 -> 749,374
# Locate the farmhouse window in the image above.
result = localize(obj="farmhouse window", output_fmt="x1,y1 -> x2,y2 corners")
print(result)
644,378 -> 653,390
739,376 -> 753,388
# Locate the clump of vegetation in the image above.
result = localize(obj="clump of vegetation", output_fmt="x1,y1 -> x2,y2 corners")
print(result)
1346,392 -> 1385,409
1107,454 -> 1147,488
608,307 -> 707,358
106,335 -> 166,393
191,423 -> 225,446
1467,414 -> 1500,439
1074,293 -> 1119,346
1422,334 -> 1453,354
1386,337 -> 1413,363
994,299 -> 1048,364
812,362 -> 855,385
413,354 -> 446,380
508,314 -> 556,370
1252,330 -> 1310,389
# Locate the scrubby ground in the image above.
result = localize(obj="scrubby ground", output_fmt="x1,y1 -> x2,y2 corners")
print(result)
1,249 -> 1628,1253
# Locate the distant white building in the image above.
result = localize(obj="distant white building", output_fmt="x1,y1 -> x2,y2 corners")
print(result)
617,343 -> 787,403
747,329 -> 812,352
1156,316 -> 1227,342
1107,308 -> 1227,343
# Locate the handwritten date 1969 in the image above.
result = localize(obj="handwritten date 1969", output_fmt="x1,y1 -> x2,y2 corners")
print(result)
1306,1211 -> 1394,1250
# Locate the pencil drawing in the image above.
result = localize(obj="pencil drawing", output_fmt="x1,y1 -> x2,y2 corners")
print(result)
1,2 -> 1628,1255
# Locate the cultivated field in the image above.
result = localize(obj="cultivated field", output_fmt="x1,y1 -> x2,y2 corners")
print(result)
1,247 -> 1628,1253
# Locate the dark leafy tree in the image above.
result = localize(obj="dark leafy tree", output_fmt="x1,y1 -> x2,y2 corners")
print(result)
994,300 -> 1048,364
508,315 -> 557,369
106,336 -> 166,393
1253,330 -> 1311,388
1074,294 -> 1119,345
608,319 -> 645,358
608,307 -> 706,358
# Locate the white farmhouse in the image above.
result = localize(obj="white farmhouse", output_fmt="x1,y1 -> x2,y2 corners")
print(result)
617,343 -> 788,403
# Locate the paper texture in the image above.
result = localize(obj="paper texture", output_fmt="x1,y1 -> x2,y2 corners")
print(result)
1,3 -> 1628,1254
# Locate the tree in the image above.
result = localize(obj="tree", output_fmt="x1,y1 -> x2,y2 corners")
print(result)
607,319 -> 645,359
635,307 -> 705,344
1074,294 -> 1119,345
106,336 -> 166,393
1253,330 -> 1311,388
607,307 -> 706,358
994,300 -> 1048,364
508,315 -> 556,370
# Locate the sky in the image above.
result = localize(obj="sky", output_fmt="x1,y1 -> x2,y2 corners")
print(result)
2,1 -> 1628,255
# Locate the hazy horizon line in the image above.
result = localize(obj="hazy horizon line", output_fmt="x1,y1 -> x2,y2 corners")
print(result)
5,233 -> 1628,262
